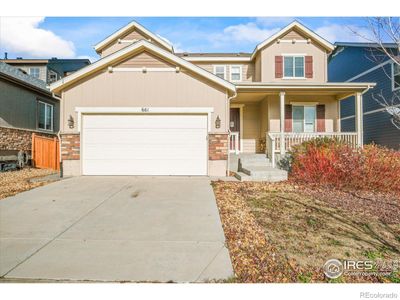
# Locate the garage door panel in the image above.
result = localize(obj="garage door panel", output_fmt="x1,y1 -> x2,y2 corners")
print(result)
83,128 -> 206,144
83,158 -> 207,176
83,144 -> 206,160
82,114 -> 208,176
83,115 -> 207,129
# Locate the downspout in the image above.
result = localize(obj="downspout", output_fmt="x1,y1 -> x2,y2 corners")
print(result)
52,92 -> 63,178
226,90 -> 237,176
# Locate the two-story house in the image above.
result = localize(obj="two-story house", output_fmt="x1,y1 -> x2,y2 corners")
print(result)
0,56 -> 90,84
0,62 -> 59,159
49,20 -> 374,179
328,42 -> 399,150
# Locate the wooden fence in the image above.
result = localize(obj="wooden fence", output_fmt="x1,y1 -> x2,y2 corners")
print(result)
31,133 -> 59,171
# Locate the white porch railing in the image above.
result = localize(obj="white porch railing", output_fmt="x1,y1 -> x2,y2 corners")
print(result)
229,132 -> 240,154
266,132 -> 358,168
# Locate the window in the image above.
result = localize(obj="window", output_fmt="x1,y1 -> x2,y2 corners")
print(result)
393,63 -> 400,91
38,101 -> 53,131
284,56 -> 304,78
230,65 -> 242,82
29,67 -> 40,78
292,106 -> 316,133
48,70 -> 58,83
213,65 -> 226,79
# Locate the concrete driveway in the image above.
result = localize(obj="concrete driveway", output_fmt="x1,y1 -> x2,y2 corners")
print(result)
0,176 -> 233,282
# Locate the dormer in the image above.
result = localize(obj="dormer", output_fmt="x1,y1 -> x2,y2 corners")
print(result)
251,21 -> 335,83
94,21 -> 174,58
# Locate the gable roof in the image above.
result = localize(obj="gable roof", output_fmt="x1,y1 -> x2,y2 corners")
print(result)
0,62 -> 52,95
251,21 -> 335,60
50,40 -> 236,94
94,21 -> 173,54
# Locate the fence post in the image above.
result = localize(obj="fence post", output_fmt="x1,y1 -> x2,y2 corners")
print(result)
31,133 -> 36,167
53,136 -> 58,171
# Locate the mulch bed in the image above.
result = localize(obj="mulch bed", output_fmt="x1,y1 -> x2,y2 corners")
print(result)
0,168 -> 57,200
212,181 -> 400,283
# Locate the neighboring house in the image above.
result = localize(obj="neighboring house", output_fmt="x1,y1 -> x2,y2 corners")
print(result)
328,42 -> 400,149
0,62 -> 60,157
0,57 -> 90,84
50,20 -> 374,177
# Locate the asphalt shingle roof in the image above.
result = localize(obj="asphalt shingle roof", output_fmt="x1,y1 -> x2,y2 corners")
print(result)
0,62 -> 49,92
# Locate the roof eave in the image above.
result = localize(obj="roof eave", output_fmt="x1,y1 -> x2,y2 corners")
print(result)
51,40 -> 235,94
94,21 -> 173,54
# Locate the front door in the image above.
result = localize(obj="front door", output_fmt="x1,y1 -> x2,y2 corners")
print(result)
230,108 -> 240,151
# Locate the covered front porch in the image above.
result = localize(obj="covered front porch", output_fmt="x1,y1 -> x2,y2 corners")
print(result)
229,83 -> 374,167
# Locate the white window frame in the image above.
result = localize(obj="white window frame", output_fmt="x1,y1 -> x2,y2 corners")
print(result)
29,67 -> 40,78
213,65 -> 227,80
37,101 -> 54,131
283,55 -> 305,79
229,65 -> 242,82
292,104 -> 317,133
392,62 -> 400,92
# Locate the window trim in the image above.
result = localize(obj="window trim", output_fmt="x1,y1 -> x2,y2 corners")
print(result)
29,67 -> 40,78
392,62 -> 400,92
292,104 -> 317,133
213,65 -> 227,80
229,65 -> 243,82
282,55 -> 305,79
37,100 -> 54,132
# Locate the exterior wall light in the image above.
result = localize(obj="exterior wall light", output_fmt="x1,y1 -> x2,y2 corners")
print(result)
215,115 -> 221,129
68,115 -> 75,129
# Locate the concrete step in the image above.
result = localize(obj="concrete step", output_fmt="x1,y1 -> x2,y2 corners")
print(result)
240,166 -> 288,181
238,154 -> 270,163
234,170 -> 287,182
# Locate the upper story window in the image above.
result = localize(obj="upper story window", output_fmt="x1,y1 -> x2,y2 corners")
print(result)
38,101 -> 54,131
213,65 -> 226,79
283,56 -> 305,78
393,63 -> 400,91
29,67 -> 40,79
230,65 -> 242,82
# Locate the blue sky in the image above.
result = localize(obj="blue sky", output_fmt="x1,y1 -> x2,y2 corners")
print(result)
0,17 -> 373,62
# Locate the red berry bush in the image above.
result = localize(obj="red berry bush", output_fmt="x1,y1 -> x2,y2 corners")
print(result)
287,138 -> 400,194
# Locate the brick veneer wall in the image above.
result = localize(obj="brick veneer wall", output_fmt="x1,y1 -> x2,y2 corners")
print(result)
208,133 -> 228,160
0,126 -> 55,152
61,134 -> 80,160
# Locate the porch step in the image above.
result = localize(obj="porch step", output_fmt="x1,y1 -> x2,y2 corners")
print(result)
234,169 -> 287,182
241,166 -> 288,180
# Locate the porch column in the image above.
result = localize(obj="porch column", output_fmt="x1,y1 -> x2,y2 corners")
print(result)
279,91 -> 286,155
355,92 -> 363,147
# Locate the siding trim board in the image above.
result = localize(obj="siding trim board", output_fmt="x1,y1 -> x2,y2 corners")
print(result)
340,103 -> 400,120
345,60 -> 391,82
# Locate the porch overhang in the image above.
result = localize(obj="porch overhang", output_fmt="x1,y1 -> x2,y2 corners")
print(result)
235,82 -> 376,100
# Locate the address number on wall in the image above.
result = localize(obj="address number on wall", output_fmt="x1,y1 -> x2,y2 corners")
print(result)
141,107 -> 150,112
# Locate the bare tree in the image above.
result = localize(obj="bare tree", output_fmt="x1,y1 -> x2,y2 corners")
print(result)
350,17 -> 400,129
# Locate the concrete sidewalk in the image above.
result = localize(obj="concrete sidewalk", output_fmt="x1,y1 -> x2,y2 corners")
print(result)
0,176 -> 233,282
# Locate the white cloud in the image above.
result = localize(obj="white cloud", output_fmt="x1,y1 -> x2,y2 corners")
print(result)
315,24 -> 372,43
222,22 -> 279,43
0,17 -> 75,58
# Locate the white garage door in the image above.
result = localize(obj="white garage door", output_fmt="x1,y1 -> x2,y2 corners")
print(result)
82,114 -> 208,175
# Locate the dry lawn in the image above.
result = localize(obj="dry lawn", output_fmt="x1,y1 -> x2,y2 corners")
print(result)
212,181 -> 400,283
0,168 -> 57,200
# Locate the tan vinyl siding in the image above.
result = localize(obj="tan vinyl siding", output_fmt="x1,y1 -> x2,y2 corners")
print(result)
61,67 -> 229,134
100,29 -> 168,57
254,55 -> 261,82
193,62 -> 255,82
259,30 -> 329,83
242,103 -> 261,153
114,51 -> 175,68
281,29 -> 304,40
